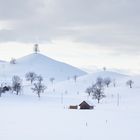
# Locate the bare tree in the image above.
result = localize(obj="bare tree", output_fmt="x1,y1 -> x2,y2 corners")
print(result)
103,67 -> 106,71
10,58 -> 16,64
73,75 -> 78,83
126,80 -> 134,88
104,78 -> 111,87
113,79 -> 116,87
25,72 -> 37,84
37,75 -> 43,83
96,77 -> 104,87
91,77 -> 105,103
31,82 -> 46,98
12,75 -> 22,95
34,44 -> 40,54
92,83 -> 105,103
50,77 -> 55,85
85,87 -> 93,96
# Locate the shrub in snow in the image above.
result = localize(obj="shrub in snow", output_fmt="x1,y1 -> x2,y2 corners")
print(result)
25,72 -> 37,84
12,75 -> 22,95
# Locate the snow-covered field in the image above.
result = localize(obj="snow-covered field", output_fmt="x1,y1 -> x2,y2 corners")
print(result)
0,53 -> 140,140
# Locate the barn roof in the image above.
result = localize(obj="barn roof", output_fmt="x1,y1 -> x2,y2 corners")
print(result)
79,100 -> 94,106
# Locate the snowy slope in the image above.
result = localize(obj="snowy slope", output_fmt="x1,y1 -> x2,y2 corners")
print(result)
0,53 -> 87,81
0,71 -> 140,140
48,70 -> 129,95
0,60 -> 6,63
0,54 -> 140,140
90,70 -> 128,79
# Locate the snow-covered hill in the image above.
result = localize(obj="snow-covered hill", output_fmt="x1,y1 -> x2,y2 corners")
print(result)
48,70 -> 129,95
0,53 -> 87,81
0,60 -> 6,63
0,54 -> 140,140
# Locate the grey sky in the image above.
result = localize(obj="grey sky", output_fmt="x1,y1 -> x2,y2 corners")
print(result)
0,0 -> 140,73
0,0 -> 139,44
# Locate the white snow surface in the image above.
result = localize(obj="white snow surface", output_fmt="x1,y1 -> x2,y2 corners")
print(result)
0,54 -> 140,140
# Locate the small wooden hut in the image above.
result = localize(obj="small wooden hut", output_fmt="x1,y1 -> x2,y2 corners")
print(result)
79,101 -> 94,110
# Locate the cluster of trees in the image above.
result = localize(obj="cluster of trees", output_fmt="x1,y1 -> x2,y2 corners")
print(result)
0,69 -> 59,98
86,77 -> 134,103
86,77 -> 107,103
25,72 -> 46,98
0,72 -> 46,98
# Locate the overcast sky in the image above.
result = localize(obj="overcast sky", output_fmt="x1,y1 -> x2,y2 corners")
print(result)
0,0 -> 140,73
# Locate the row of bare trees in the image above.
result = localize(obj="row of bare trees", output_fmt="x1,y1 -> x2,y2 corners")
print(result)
12,73 -> 46,98
9,71 -> 58,98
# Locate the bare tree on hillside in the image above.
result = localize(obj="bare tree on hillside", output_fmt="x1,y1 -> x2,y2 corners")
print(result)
126,80 -> 134,88
103,67 -> 106,71
12,75 -> 22,95
25,72 -> 37,84
92,82 -> 105,103
50,77 -> 55,85
96,77 -> 104,87
113,79 -> 116,87
73,75 -> 78,83
10,58 -> 16,64
104,78 -> 111,87
85,87 -> 93,96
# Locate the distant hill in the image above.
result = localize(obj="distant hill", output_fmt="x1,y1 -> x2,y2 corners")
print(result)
51,70 -> 128,94
0,53 -> 87,81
